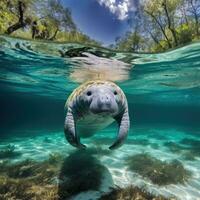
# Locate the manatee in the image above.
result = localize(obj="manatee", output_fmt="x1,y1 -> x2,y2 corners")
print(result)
64,80 -> 130,150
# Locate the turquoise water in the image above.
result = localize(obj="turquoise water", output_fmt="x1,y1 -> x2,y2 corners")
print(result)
0,35 -> 200,200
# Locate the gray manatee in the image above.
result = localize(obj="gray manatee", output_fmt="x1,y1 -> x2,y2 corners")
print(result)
64,80 -> 130,150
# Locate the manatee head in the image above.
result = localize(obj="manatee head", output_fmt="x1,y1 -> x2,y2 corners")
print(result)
78,83 -> 124,116
65,81 -> 129,150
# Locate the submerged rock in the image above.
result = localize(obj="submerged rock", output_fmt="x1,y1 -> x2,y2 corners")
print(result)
58,149 -> 112,199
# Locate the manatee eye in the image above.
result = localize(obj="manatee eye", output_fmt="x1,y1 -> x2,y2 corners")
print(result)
87,91 -> 92,96
114,90 -> 118,95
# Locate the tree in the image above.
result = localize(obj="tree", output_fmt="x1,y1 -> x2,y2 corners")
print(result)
143,0 -> 172,48
176,23 -> 192,44
179,0 -> 189,26
143,0 -> 184,48
0,1 -> 17,32
115,0 -> 200,52
115,28 -> 144,52
36,0 -> 76,40
1,0 -> 76,41
5,0 -> 35,34
187,0 -> 200,37
161,0 -> 179,46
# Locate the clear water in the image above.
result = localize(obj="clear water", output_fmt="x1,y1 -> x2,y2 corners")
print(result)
0,35 -> 200,200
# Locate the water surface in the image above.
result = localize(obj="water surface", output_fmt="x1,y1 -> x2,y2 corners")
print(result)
0,36 -> 200,200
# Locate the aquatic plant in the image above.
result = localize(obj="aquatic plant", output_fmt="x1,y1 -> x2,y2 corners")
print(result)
0,176 -> 34,200
126,153 -> 191,185
0,144 -> 21,159
0,147 -> 113,200
180,138 -> 200,157
6,159 -> 37,178
48,152 -> 64,165
164,138 -> 200,159
0,157 -> 60,200
163,141 -> 183,153
0,175 -> 58,200
99,185 -> 175,200
182,151 -> 196,161
0,156 -> 61,184
180,138 -> 200,146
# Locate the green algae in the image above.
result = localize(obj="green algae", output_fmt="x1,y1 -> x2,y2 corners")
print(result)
0,150 -> 108,200
0,155 -> 60,200
99,185 -> 176,200
126,153 -> 191,185
164,141 -> 183,153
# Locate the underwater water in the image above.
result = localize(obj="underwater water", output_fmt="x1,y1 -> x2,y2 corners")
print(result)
0,35 -> 200,200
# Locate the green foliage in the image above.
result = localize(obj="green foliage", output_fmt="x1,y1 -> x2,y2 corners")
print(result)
0,1 -> 17,32
151,40 -> 169,52
126,153 -> 191,185
1,0 -> 200,51
0,0 -> 99,45
56,31 -> 101,45
176,24 -> 192,44
115,31 -> 144,52
34,0 -> 76,40
116,0 -> 200,52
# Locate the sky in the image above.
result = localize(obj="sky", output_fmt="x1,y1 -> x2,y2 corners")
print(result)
61,0 -> 139,45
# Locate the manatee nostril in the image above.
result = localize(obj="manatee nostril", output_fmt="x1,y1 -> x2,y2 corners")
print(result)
99,95 -> 110,105
105,96 -> 111,105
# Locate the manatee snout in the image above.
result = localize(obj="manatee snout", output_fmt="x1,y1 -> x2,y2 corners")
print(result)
90,92 -> 118,114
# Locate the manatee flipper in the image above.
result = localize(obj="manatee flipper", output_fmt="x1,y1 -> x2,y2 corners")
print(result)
64,107 -> 86,149
109,108 -> 130,150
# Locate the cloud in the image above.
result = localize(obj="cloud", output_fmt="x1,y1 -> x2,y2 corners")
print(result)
97,0 -> 137,20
